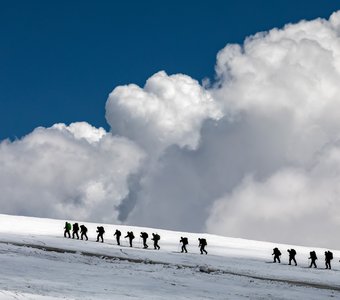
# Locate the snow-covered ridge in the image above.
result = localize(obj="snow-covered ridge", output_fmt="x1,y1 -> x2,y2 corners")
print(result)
1,213 -> 340,299
0,213 -> 338,258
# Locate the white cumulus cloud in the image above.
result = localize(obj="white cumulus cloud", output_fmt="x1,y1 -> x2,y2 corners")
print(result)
0,122 -> 145,223
206,143 -> 340,248
204,10 -> 340,247
106,71 -> 222,155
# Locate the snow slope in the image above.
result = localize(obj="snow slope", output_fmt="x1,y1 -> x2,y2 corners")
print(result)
0,214 -> 339,299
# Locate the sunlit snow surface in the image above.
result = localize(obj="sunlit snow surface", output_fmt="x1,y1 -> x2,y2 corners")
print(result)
0,214 -> 339,299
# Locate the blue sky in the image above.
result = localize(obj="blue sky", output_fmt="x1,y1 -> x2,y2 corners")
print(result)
1,0 -> 340,140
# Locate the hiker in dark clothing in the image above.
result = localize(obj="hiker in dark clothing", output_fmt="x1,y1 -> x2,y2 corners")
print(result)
272,248 -> 281,263
114,229 -> 121,245
325,251 -> 333,269
64,222 -> 71,238
80,225 -> 88,241
198,238 -> 208,255
125,231 -> 135,247
151,233 -> 160,250
96,226 -> 105,243
72,223 -> 79,239
287,249 -> 297,266
140,232 -> 149,249
180,237 -> 188,253
309,251 -> 318,268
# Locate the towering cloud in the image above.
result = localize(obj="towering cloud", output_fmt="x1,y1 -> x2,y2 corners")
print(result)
2,11 -> 340,247
206,11 -> 340,247
105,11 -> 340,247
105,71 -> 222,229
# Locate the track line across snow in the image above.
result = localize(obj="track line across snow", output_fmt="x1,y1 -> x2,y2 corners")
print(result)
1,239 -> 340,293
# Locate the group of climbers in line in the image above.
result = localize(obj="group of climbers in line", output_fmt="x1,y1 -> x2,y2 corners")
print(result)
64,222 -> 208,254
272,247 -> 334,269
64,222 -> 338,265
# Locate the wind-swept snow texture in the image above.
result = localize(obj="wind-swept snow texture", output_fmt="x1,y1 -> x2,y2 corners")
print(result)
0,214 -> 339,299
